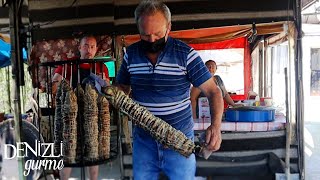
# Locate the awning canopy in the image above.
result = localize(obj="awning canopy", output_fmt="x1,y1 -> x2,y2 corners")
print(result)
1,0 -> 295,42
0,33 -> 10,43
121,21 -> 286,46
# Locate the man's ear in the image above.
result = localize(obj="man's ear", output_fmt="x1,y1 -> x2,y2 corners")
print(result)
168,22 -> 172,31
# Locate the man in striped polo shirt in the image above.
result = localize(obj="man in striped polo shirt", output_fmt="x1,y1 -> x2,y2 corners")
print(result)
116,1 -> 224,179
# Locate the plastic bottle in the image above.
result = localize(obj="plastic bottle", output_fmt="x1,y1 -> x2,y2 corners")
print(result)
254,96 -> 260,106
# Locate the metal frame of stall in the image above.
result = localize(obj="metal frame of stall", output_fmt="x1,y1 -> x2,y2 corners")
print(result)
4,0 -> 305,179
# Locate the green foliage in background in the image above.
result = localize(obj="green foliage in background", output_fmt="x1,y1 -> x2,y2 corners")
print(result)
0,64 -> 33,114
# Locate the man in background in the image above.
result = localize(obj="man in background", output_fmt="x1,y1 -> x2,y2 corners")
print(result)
52,35 -> 109,180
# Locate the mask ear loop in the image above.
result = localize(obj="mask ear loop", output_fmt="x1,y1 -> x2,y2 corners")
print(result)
165,22 -> 171,37
164,29 -> 168,38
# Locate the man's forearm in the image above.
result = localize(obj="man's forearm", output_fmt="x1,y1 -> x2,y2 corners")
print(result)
225,94 -> 235,107
208,92 -> 224,127
191,99 -> 197,119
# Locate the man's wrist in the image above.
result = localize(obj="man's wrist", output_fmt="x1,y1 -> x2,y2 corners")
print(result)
211,119 -> 222,128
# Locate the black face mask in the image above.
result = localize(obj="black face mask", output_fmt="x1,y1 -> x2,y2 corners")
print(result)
140,36 -> 166,53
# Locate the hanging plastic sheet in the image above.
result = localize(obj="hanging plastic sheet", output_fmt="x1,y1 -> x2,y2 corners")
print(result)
0,39 -> 27,68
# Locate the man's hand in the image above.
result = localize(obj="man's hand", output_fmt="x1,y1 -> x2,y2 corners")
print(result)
233,103 -> 244,108
197,78 -> 223,152
205,124 -> 222,151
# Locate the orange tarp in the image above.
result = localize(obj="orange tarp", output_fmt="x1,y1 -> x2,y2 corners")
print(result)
0,33 -> 10,43
120,22 -> 285,46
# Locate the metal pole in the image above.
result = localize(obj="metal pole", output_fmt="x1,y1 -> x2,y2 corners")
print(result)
284,68 -> 291,180
258,43 -> 264,96
294,0 -> 305,179
263,39 -> 268,97
6,66 -> 11,113
8,0 -> 25,179
118,111 -> 124,179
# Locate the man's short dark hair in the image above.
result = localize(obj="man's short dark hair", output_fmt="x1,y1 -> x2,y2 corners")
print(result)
205,60 -> 217,69
134,0 -> 171,24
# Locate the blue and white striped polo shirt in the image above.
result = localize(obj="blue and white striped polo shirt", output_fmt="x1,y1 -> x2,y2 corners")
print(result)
117,37 -> 211,134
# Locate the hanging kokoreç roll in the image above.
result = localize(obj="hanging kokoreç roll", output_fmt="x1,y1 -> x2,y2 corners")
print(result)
74,84 -> 85,162
62,83 -> 78,163
83,84 -> 99,161
54,79 -> 78,163
97,94 -> 111,159
54,79 -> 65,154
